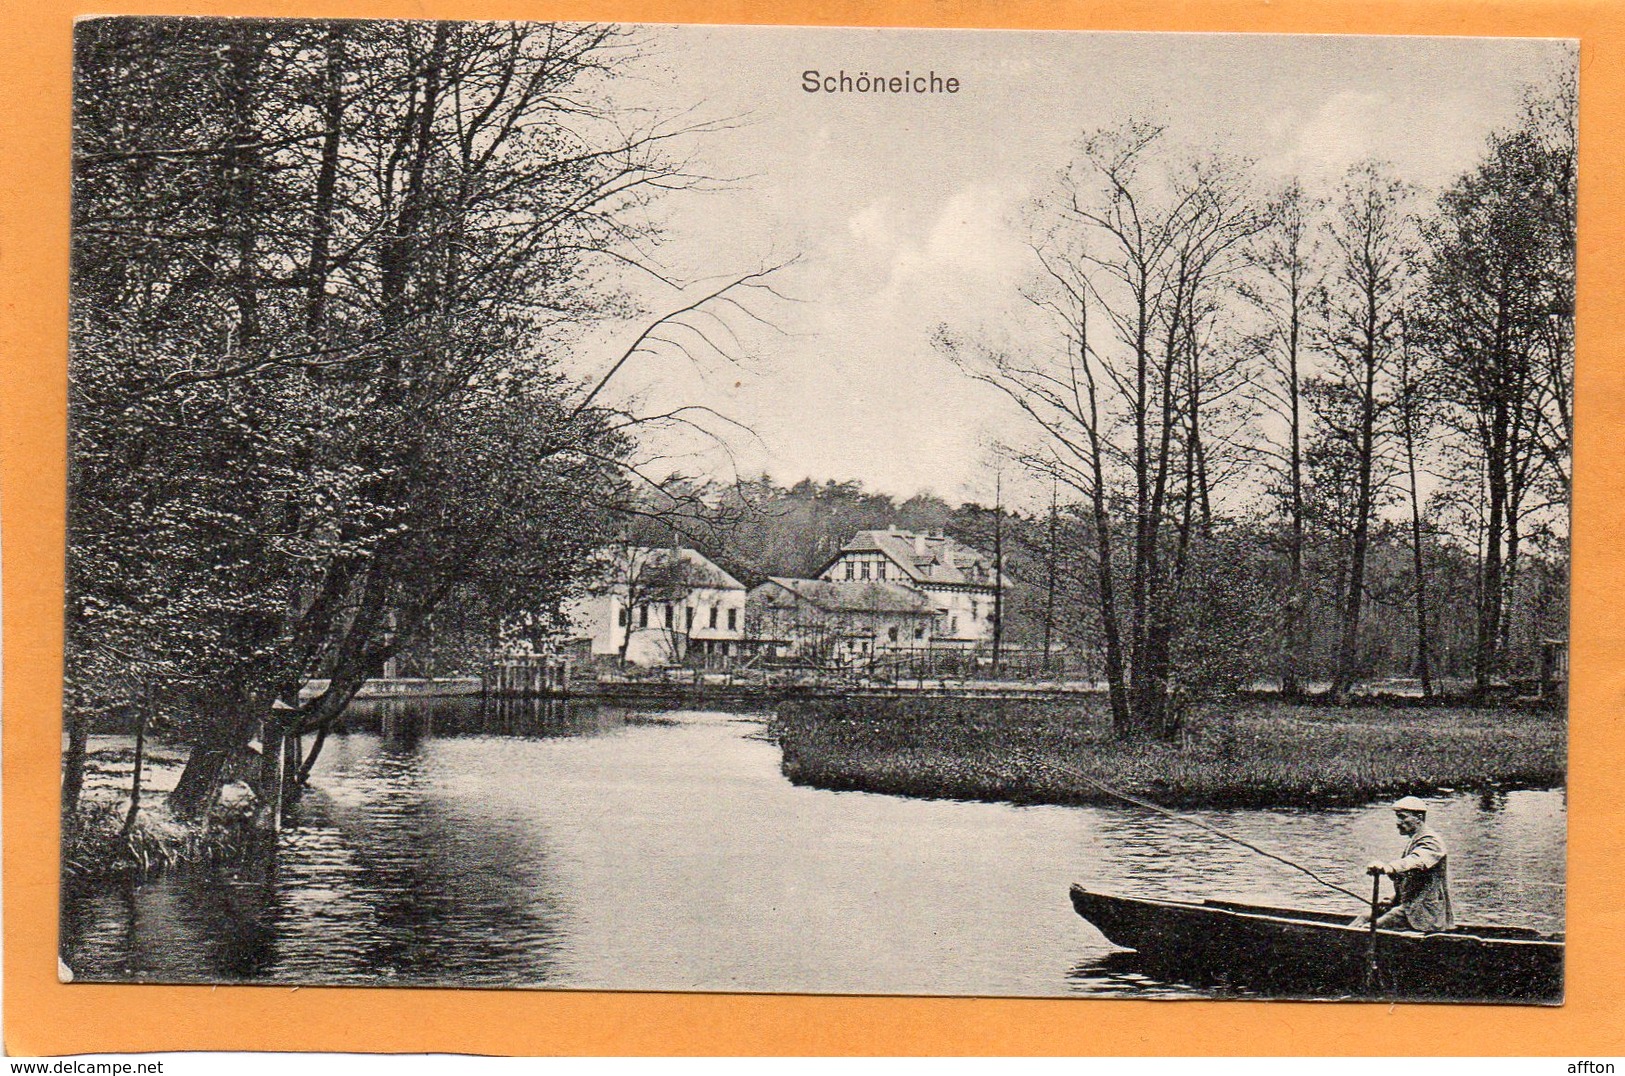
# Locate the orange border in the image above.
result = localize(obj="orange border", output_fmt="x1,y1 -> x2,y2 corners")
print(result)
4,0 -> 1623,1057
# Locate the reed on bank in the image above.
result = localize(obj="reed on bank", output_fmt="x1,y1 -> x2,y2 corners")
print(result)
771,696 -> 1566,809
62,737 -> 259,881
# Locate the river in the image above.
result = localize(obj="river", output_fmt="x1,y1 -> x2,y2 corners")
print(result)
61,699 -> 1566,997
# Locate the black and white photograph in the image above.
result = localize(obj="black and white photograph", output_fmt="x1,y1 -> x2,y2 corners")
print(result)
60,19 -> 1574,1003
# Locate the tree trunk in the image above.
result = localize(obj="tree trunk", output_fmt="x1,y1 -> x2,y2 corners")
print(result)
168,691 -> 259,819
991,475 -> 1004,678
121,689 -> 150,836
1043,483 -> 1058,675
1282,294 -> 1306,699
1333,302 -> 1382,699
1094,504 -> 1129,732
1477,416 -> 1509,693
298,723 -> 331,785
1333,461 -> 1375,698
1399,320 -> 1434,697
62,706 -> 90,832
1077,297 -> 1130,733
1404,441 -> 1434,695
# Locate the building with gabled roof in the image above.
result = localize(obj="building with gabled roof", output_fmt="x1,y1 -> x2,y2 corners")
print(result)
816,527 -> 1005,646
746,576 -> 937,662
562,545 -> 746,667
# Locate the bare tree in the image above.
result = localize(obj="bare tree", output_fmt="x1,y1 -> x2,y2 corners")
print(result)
1315,161 -> 1413,698
1240,179 -> 1321,696
1419,90 -> 1575,692
940,124 -> 1261,737
1395,310 -> 1436,695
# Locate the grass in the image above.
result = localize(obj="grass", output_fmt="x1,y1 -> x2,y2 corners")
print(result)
62,736 -> 259,881
771,696 -> 1567,809
62,799 -> 257,881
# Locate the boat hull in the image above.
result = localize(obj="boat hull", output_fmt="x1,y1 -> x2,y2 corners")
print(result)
1070,886 -> 1563,1003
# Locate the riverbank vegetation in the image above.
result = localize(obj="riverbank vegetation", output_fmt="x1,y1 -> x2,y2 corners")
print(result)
62,737 -> 257,880
773,698 -> 1565,809
66,19 -> 779,846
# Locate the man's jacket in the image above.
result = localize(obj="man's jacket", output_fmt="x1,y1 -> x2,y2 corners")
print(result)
1386,826 -> 1456,932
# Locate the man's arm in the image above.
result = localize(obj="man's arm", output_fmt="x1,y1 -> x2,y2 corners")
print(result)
1384,834 -> 1445,875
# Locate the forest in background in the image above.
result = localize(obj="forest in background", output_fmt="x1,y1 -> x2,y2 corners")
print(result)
521,473 -> 1562,693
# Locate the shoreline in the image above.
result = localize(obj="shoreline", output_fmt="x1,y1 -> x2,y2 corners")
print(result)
63,695 -> 1567,881
770,697 -> 1567,811
63,737 -> 258,881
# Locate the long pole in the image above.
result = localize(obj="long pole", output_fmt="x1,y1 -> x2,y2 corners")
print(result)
1366,872 -> 1383,991
1031,753 -> 1365,902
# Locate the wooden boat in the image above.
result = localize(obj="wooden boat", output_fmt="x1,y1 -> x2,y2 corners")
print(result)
1070,885 -> 1563,1003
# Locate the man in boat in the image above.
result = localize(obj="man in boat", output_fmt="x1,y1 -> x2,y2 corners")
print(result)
1351,796 -> 1455,932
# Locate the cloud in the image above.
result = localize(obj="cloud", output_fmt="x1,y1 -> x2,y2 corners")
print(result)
884,183 -> 1026,308
847,198 -> 896,248
1266,91 -> 1388,185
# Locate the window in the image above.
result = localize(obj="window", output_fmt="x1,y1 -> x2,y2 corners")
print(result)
950,616 -> 958,635
728,608 -> 738,631
709,605 -> 718,629
618,607 -> 628,627
888,626 -> 898,642
860,563 -> 870,580
638,605 -> 649,628
664,604 -> 673,628
686,606 -> 695,632
877,563 -> 886,580
915,625 -> 925,640
845,562 -> 854,580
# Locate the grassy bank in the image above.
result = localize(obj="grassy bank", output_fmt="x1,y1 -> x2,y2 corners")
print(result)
63,736 -> 257,880
771,696 -> 1566,809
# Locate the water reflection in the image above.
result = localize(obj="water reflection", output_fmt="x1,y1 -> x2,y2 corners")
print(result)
61,700 -> 1566,996
350,695 -> 669,742
1065,952 -> 1254,998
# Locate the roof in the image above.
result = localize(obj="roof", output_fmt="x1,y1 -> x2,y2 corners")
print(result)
597,546 -> 745,591
754,577 -> 937,615
821,529 -> 1005,588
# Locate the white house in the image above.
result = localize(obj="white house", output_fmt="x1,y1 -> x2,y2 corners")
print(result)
563,546 -> 746,667
817,528 -> 1006,647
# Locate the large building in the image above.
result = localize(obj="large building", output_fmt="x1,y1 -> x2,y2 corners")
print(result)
563,546 -> 746,667
745,577 -> 937,663
816,528 -> 1005,648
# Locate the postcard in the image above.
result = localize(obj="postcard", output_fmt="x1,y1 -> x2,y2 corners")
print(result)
13,2 -> 1623,1056
55,17 -> 1574,1005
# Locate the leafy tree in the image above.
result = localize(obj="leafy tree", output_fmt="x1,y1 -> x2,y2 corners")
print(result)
68,18 -> 764,825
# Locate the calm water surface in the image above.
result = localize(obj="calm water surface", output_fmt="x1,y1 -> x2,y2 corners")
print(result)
62,700 -> 1566,996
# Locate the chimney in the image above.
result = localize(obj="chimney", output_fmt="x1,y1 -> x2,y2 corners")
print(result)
940,543 -> 955,570
914,533 -> 927,556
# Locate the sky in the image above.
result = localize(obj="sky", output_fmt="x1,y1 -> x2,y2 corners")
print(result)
574,27 -> 1576,512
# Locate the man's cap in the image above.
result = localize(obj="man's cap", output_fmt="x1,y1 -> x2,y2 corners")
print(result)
1392,796 -> 1430,813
